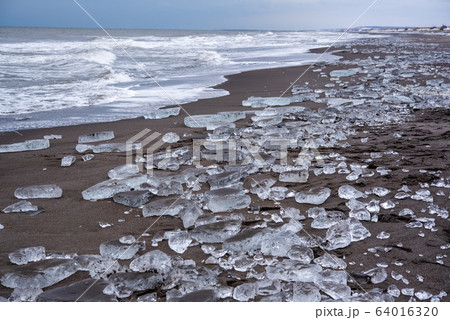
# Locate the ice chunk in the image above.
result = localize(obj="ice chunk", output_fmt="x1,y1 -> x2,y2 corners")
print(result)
184,112 -> 245,128
76,142 -> 140,154
266,260 -> 322,283
43,134 -> 62,140
119,235 -> 136,244
162,132 -> 180,143
314,254 -> 347,270
369,187 -> 391,197
82,175 -> 147,201
207,170 -> 243,190
295,187 -> 331,205
330,68 -> 361,77
2,200 -> 38,213
78,131 -> 114,143
204,188 -> 251,213
129,250 -> 172,275
191,220 -> 242,243
388,284 -> 400,298
144,107 -> 180,119
1,259 -> 79,289
74,254 -> 121,279
415,290 -> 433,301
261,231 -> 304,257
231,255 -> 257,272
61,155 -> 76,167
113,190 -> 153,207
9,246 -> 46,265
311,211 -> 346,229
108,271 -> 163,293
0,139 -> 50,153
348,218 -> 371,241
223,229 -> 266,252
292,283 -> 321,302
233,283 -> 257,301
108,164 -> 140,179
82,154 -> 94,161
324,221 -> 352,250
165,230 -> 192,254
279,171 -> 309,183
99,238 -> 145,260
364,267 -> 387,284
287,245 -> 314,264
376,231 -> 390,239
9,287 -> 43,302
37,279 -> 115,302
14,184 -> 62,199
242,96 -> 291,108
338,185 -> 366,200
142,198 -> 203,228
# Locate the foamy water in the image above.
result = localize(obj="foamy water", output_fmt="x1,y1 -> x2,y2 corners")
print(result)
0,27 -> 379,131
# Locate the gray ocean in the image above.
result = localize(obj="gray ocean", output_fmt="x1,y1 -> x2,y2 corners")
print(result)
0,27 -> 374,131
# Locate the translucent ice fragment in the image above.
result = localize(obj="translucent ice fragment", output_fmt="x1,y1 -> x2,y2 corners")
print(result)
82,175 -> 147,201
287,245 -> 314,264
314,254 -> 347,269
330,68 -> 361,77
82,154 -> 94,161
233,283 -> 257,301
162,132 -> 180,143
61,155 -> 76,167
204,188 -> 251,213
143,107 -> 180,119
78,131 -> 114,144
99,238 -> 145,260
364,267 -> 387,284
338,185 -> 366,200
292,283 -> 321,302
311,211 -> 346,229
2,200 -> 38,213
113,190 -> 153,207
1,259 -> 79,289
129,250 -> 172,275
165,230 -> 192,254
9,246 -> 46,265
191,220 -> 242,243
279,171 -> 309,183
184,112 -> 245,128
295,187 -> 331,205
108,164 -> 140,179
37,279 -> 115,302
14,184 -> 62,199
242,96 -> 291,108
0,139 -> 50,153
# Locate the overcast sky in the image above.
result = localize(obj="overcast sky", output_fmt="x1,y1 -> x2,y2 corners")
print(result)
1,0 -> 448,30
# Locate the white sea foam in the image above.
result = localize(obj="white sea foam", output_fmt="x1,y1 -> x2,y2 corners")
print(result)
0,28 -> 379,129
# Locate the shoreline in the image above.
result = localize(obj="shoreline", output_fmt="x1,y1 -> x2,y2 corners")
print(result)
0,32 -> 449,302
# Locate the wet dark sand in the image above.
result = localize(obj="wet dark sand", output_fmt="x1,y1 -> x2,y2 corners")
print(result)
0,33 -> 449,301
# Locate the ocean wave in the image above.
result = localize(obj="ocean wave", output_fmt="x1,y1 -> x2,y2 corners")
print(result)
197,50 -> 229,66
81,49 -> 116,65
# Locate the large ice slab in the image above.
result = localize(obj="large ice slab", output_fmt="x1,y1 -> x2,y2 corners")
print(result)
37,279 -> 116,302
0,139 -> 50,153
14,184 -> 62,199
330,68 -> 361,78
78,131 -> 114,144
184,112 -> 245,128
1,259 -> 79,289
76,142 -> 141,154
204,188 -> 251,213
82,174 -> 147,201
191,220 -> 242,243
242,96 -> 291,108
144,107 -> 180,119
113,190 -> 153,207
